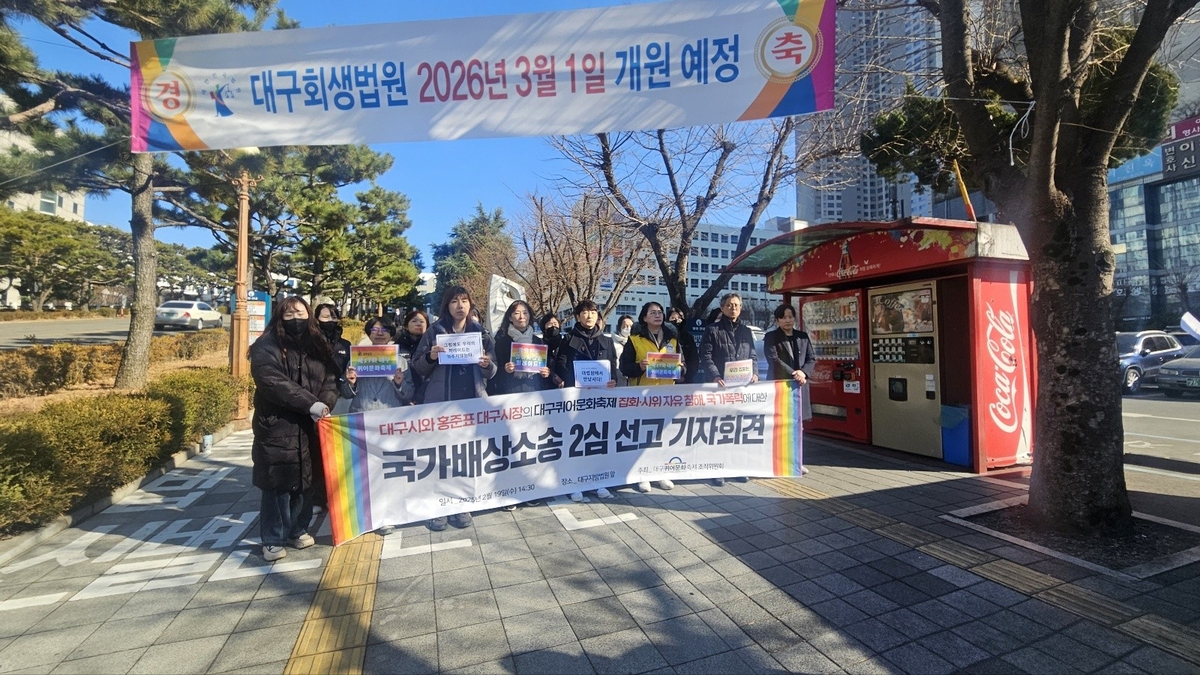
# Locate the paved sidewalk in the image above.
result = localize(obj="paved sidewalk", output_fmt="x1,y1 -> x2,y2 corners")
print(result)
0,430 -> 1198,674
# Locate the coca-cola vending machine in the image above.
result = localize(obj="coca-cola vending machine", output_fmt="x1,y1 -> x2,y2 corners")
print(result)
799,290 -> 870,443
972,265 -> 1034,468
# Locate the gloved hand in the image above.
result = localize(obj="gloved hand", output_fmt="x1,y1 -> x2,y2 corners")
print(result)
309,401 -> 330,421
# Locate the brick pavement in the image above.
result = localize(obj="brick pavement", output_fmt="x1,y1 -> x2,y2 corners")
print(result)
0,430 -> 1197,674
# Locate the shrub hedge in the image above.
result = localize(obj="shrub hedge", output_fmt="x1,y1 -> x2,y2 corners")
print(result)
0,308 -> 117,322
0,367 -> 245,534
0,329 -> 228,398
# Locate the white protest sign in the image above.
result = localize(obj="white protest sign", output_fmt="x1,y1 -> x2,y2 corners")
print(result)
723,359 -> 755,387
574,360 -> 612,388
436,332 -> 483,365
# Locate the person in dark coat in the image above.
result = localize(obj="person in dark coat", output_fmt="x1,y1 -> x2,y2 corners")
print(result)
539,314 -> 564,380
554,300 -> 619,502
412,286 -> 497,531
250,296 -> 339,562
395,309 -> 429,403
763,303 -> 817,421
313,303 -> 350,510
698,293 -> 759,487
489,300 -> 552,396
668,307 -> 699,384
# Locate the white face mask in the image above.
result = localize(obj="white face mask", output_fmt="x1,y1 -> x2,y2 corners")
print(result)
619,325 -> 631,337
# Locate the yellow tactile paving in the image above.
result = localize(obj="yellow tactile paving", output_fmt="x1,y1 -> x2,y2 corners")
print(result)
286,533 -> 383,674
1036,584 -> 1141,627
971,558 -> 1062,595
875,522 -> 941,547
1117,615 -> 1200,665
918,539 -> 998,568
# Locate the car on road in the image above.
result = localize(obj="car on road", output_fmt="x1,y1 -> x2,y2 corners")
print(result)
154,300 -> 222,331
1118,330 -> 1185,394
1156,345 -> 1200,397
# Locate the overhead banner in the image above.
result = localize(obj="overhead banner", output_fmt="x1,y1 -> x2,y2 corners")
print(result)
130,0 -> 836,152
318,381 -> 804,545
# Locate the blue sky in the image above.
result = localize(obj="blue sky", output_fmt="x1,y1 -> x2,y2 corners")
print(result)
19,0 -> 798,259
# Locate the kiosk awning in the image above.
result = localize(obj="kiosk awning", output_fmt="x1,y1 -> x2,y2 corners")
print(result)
727,217 -> 978,277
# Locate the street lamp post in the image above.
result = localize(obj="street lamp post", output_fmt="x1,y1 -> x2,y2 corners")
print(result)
230,169 -> 259,420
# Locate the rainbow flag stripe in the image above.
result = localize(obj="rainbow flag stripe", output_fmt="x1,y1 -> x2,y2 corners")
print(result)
772,381 -> 804,476
318,415 -> 373,545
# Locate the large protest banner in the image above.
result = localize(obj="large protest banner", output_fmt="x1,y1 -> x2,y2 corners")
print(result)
318,381 -> 804,545
131,0 -> 835,152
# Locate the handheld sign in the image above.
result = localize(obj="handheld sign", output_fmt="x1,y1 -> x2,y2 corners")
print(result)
511,343 -> 548,373
645,352 -> 682,380
574,360 -> 611,388
436,332 -> 483,365
723,359 -> 755,387
350,345 -> 399,378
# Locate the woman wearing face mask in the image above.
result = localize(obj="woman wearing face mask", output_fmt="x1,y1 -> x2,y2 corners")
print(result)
668,307 -> 700,384
250,297 -> 339,562
314,303 -> 350,508
395,310 -> 429,404
358,317 -> 395,346
554,300 -> 619,502
611,314 -> 635,362
412,286 -> 497,531
619,301 -> 682,494
539,314 -> 564,370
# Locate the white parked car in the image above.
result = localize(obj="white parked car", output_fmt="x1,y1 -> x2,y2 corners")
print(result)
154,300 -> 222,330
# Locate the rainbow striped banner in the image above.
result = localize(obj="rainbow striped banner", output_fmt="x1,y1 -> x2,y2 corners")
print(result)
130,0 -> 834,152
317,382 -> 803,546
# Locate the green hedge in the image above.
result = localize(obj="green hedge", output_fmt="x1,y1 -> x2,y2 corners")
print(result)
0,367 -> 246,534
0,308 -> 117,322
0,329 -> 228,398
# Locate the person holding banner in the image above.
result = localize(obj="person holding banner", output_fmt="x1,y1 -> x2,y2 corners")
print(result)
554,300 -> 619,502
314,303 -> 351,508
763,304 -> 816,422
619,301 -> 682,493
249,297 -> 340,562
413,286 -> 497,530
490,300 -> 552,396
699,293 -> 759,487
668,307 -> 700,384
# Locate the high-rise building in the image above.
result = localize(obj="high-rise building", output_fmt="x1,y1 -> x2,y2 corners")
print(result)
795,5 -> 940,225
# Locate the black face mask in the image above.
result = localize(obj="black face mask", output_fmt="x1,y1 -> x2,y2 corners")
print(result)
319,321 -> 340,341
283,318 -> 307,338
543,326 -> 559,339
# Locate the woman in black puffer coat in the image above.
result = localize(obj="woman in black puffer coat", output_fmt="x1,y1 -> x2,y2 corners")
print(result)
250,296 -> 339,562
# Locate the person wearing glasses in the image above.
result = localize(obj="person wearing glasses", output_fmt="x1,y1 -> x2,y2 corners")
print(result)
357,317 -> 395,346
619,301 -> 683,493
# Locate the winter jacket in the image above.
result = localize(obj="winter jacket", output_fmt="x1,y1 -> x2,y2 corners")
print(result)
698,315 -> 758,384
489,333 -> 553,395
249,333 -> 339,494
555,323 -> 621,387
394,329 -> 427,403
345,373 -> 415,413
672,321 -> 700,384
619,324 -> 683,386
763,327 -> 816,420
412,319 -> 497,402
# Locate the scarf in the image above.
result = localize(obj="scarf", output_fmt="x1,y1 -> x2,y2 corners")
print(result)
507,324 -> 536,344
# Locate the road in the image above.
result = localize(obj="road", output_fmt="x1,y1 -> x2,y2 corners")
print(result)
1121,389 -> 1200,527
0,316 -> 227,350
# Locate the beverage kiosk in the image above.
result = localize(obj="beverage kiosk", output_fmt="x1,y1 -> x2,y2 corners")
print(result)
727,218 -> 1034,473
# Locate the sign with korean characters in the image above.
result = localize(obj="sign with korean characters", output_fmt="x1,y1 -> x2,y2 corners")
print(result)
646,352 -> 683,380
351,345 -> 400,378
130,0 -> 836,152
436,332 -> 484,365
724,359 -> 755,387
317,381 -> 805,544
574,360 -> 613,388
510,342 -> 548,373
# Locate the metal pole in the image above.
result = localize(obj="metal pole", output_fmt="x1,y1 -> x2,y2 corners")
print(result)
230,169 -> 258,420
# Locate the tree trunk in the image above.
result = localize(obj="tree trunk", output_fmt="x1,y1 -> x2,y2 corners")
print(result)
114,153 -> 157,390
310,255 -> 324,299
1024,174 -> 1133,532
33,287 -> 52,312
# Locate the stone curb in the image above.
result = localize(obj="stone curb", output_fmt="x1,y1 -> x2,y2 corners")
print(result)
0,416 -> 252,567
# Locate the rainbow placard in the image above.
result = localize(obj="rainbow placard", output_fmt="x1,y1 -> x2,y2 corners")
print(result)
645,352 -> 683,380
510,342 -> 548,373
317,382 -> 802,545
131,0 -> 835,153
350,345 -> 399,378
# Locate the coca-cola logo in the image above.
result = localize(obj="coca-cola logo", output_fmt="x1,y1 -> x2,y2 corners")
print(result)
985,305 -> 1019,433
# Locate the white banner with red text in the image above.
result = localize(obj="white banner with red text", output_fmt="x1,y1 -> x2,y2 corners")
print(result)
317,381 -> 804,545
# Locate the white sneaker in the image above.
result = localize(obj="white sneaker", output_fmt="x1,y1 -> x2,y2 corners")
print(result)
657,479 -> 675,490
263,545 -> 287,561
595,488 -> 613,499
570,492 -> 584,502
637,481 -> 652,493
801,466 -> 810,475
288,533 -> 315,549
374,525 -> 394,536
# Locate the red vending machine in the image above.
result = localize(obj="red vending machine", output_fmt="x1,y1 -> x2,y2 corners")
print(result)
799,290 -> 870,443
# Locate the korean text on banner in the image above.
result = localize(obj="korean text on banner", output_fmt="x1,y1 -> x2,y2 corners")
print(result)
510,343 -> 548,373
350,345 -> 399,378
317,381 -> 804,545
574,360 -> 612,388
646,352 -> 683,380
130,0 -> 837,152
724,359 -> 755,387
436,332 -> 483,365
